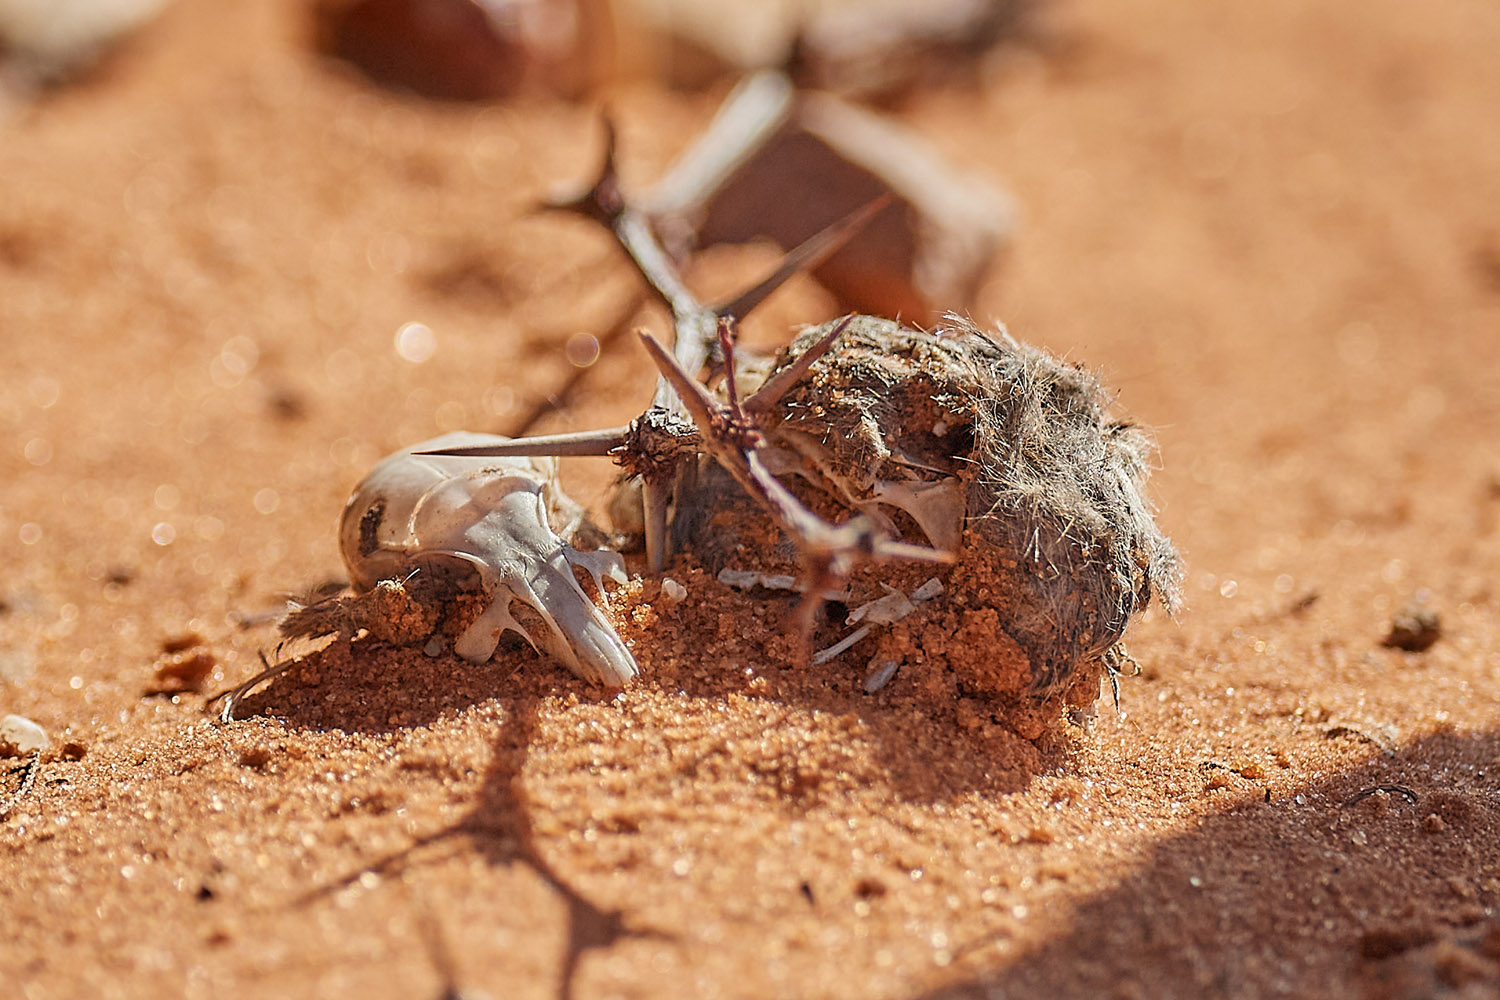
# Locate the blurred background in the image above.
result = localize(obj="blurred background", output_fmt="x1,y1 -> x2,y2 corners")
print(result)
2,1 -> 1499,995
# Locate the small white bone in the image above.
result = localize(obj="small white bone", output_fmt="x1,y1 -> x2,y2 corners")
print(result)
866,478 -> 965,553
812,575 -> 945,668
339,432 -> 637,687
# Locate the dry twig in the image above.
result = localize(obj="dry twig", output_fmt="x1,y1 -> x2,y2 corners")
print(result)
427,119 -> 940,612
0,751 -> 42,819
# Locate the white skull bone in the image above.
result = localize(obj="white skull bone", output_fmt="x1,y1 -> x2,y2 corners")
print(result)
338,432 -> 638,687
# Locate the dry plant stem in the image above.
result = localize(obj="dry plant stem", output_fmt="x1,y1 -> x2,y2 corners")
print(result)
547,120 -> 713,413
475,121 -> 892,573
548,125 -> 718,569
619,209 -> 718,412
593,173 -> 890,570
217,652 -> 300,723
742,314 -> 855,415
0,751 -> 42,819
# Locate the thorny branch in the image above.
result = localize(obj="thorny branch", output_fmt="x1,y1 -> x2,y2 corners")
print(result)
546,118 -> 716,414
431,119 -> 945,615
638,321 -> 951,643
547,119 -> 890,406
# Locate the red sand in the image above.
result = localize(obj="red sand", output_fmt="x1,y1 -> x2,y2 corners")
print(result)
2,1 -> 1499,997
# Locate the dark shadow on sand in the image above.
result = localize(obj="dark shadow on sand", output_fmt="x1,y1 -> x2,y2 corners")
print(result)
908,727 -> 1500,1000
227,623 -> 1067,999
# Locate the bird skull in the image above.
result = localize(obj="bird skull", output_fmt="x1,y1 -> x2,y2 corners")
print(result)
339,432 -> 638,687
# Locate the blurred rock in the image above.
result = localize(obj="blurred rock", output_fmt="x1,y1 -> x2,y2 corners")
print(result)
313,0 -> 613,100
1383,603 -> 1441,652
159,630 -> 205,655
642,72 -> 1014,322
0,0 -> 167,84
0,714 -> 48,757
614,0 -> 1041,98
794,0 -> 1038,102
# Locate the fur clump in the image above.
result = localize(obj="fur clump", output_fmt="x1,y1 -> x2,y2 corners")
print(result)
758,313 -> 1181,696
946,315 -> 1180,690
279,576 -> 443,648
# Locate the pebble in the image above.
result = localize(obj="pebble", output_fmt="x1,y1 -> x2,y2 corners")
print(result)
863,658 -> 900,693
0,714 -> 49,756
0,0 -> 168,82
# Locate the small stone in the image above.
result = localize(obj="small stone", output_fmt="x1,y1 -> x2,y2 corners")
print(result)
1383,603 -> 1441,652
0,714 -> 49,756
660,578 -> 687,603
1423,812 -> 1447,834
863,657 -> 900,693
1360,924 -> 1435,960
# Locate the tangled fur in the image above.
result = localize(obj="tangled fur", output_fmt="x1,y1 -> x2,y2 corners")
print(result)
753,313 -> 1181,694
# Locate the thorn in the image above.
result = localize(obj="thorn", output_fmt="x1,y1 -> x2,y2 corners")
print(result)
642,476 -> 670,573
717,317 -> 745,418
543,116 -> 624,226
415,426 -> 631,459
873,538 -> 956,565
638,331 -> 723,431
713,193 -> 893,322
744,314 -> 854,414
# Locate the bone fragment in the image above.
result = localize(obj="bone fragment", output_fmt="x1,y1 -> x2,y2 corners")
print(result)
811,575 -> 944,666
867,478 -> 966,553
863,657 -> 900,693
846,587 -> 915,626
339,432 -> 637,686
717,569 -> 799,593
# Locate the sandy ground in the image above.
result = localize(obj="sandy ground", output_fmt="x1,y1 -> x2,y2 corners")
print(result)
3,1 -> 1500,998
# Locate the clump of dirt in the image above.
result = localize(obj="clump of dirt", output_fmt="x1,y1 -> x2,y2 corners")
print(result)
282,576 -> 444,648
671,313 -> 1180,722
